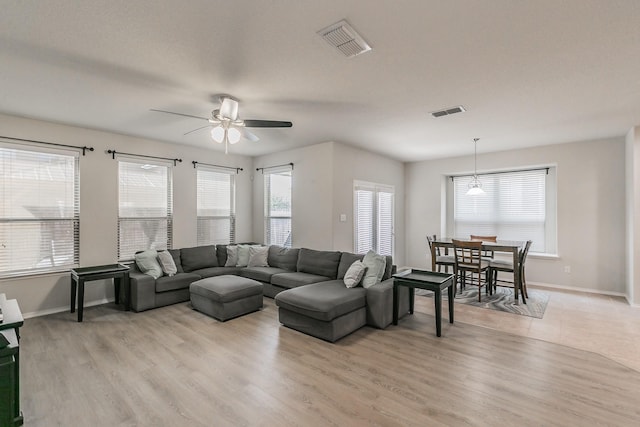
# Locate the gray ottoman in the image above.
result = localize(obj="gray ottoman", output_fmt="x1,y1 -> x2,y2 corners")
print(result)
190,275 -> 263,321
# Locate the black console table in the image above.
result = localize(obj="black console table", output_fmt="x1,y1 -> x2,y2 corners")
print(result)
0,293 -> 24,426
71,264 -> 130,322
392,269 -> 455,337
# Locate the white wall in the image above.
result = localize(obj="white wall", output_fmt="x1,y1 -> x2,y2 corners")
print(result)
626,127 -> 640,305
252,142 -> 406,265
331,143 -> 405,265
252,142 -> 334,249
0,113 -> 253,316
405,137 -> 626,294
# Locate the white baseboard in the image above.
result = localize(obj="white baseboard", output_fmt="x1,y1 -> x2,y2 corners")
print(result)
23,297 -> 115,319
529,281 -> 627,297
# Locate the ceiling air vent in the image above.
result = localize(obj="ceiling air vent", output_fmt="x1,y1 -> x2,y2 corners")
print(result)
318,20 -> 372,58
430,105 -> 466,118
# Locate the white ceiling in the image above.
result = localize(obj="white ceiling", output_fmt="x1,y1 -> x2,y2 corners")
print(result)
1,0 -> 639,162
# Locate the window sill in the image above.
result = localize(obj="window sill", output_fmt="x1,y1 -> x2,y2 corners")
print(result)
528,252 -> 559,260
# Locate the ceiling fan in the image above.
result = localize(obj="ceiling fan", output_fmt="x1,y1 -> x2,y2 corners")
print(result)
151,96 -> 293,153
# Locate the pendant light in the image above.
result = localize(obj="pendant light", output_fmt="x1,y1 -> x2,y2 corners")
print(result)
466,138 -> 485,196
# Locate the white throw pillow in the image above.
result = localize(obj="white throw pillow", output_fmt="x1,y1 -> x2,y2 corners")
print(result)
248,246 -> 269,267
236,245 -> 252,267
361,250 -> 386,288
134,249 -> 163,279
156,250 -> 177,277
343,260 -> 367,288
225,245 -> 239,267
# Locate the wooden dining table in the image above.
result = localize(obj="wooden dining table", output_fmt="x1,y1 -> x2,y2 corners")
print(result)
430,237 -> 526,303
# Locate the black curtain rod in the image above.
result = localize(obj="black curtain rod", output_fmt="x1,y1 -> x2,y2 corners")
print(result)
256,162 -> 294,173
107,150 -> 182,166
192,161 -> 243,173
0,135 -> 94,155
451,167 -> 549,181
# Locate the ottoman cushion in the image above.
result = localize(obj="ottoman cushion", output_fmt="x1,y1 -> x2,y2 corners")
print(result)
275,281 -> 366,322
190,275 -> 262,302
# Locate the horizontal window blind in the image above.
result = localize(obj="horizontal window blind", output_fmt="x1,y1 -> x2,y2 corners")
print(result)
264,166 -> 292,247
0,144 -> 79,277
453,169 -> 546,252
197,166 -> 236,245
118,160 -> 172,260
354,182 -> 394,256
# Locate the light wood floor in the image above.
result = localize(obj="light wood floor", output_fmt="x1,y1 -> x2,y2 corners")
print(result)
19,287 -> 640,427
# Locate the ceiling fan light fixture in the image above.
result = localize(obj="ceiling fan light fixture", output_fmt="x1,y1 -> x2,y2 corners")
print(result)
227,127 -> 241,144
211,125 -> 225,143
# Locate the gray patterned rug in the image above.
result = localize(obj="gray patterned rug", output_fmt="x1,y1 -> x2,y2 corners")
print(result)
416,286 -> 549,319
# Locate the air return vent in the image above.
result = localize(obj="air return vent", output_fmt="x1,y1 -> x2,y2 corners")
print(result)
430,105 -> 466,118
318,20 -> 372,58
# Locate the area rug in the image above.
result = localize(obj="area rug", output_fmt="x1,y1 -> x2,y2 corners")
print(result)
415,286 -> 549,319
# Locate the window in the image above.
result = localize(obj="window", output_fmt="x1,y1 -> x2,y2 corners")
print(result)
264,166 -> 292,247
450,168 -> 555,253
0,143 -> 79,277
197,166 -> 236,245
118,160 -> 172,261
354,181 -> 394,256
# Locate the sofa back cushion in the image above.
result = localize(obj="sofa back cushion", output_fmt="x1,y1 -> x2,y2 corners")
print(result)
168,249 -> 184,273
382,255 -> 393,280
268,246 -> 300,271
216,245 -> 229,267
337,252 -> 365,279
180,245 -> 218,272
296,248 -> 341,279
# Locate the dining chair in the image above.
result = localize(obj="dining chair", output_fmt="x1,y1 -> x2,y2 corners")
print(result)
426,234 -> 455,273
470,234 -> 497,261
452,239 -> 491,302
488,240 -> 532,304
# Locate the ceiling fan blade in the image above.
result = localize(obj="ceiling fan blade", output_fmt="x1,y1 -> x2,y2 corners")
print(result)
243,119 -> 293,128
242,128 -> 260,142
183,124 -> 213,136
150,109 -> 209,121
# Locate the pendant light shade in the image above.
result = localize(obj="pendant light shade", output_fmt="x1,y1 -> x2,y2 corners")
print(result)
466,138 -> 485,196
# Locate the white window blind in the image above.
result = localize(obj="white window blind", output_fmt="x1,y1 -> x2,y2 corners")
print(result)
453,169 -> 547,252
264,165 -> 292,247
197,166 -> 236,245
118,160 -> 173,261
0,144 -> 79,277
354,181 -> 394,256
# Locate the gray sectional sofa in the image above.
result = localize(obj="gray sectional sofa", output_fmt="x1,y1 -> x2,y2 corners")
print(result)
128,244 -> 409,340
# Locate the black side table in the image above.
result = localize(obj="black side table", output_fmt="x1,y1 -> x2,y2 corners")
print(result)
70,264 -> 130,322
392,269 -> 455,337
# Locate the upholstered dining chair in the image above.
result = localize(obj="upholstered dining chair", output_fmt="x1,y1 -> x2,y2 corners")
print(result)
452,239 -> 491,302
426,234 -> 455,273
470,234 -> 497,261
488,240 -> 532,304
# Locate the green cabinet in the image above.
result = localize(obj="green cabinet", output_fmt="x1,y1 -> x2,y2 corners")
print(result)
0,330 -> 20,426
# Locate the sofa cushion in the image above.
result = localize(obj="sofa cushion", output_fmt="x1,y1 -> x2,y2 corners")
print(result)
343,261 -> 366,288
240,266 -> 289,283
275,281 -> 366,322
155,272 -> 201,293
224,245 -> 239,267
181,245 -> 218,272
168,249 -> 184,273
337,252 -> 365,279
362,250 -> 387,288
271,272 -> 332,289
192,266 -> 243,278
268,246 -> 300,271
248,246 -> 269,267
296,248 -> 341,279
382,255 -> 393,280
157,250 -> 177,276
216,244 -> 229,267
135,249 -> 163,279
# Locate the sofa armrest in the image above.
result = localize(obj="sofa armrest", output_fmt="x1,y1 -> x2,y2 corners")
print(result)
365,278 -> 409,329
129,270 -> 156,312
